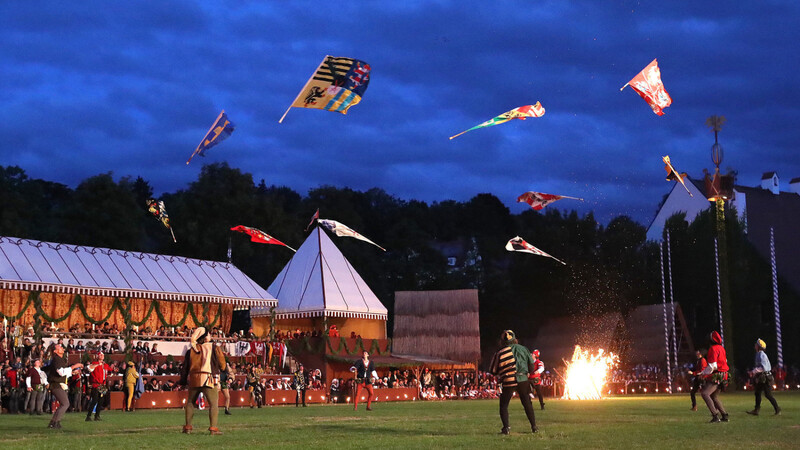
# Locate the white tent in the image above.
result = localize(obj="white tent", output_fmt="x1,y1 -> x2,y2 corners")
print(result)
251,227 -> 387,322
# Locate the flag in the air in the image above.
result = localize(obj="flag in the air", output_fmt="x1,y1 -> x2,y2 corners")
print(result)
146,198 -> 176,242
517,191 -> 584,211
662,155 -> 693,197
450,102 -> 545,140
318,219 -> 386,251
622,59 -> 672,115
505,236 -> 566,265
186,111 -> 236,164
230,225 -> 296,252
305,209 -> 320,232
279,56 -> 371,123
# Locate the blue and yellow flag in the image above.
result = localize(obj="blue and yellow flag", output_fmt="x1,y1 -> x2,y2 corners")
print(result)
186,110 -> 235,164
279,56 -> 371,122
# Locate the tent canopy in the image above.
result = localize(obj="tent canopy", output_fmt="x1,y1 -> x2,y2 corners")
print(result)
251,227 -> 387,320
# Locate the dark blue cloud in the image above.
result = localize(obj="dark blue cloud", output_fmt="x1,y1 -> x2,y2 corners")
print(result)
1,1 -> 799,225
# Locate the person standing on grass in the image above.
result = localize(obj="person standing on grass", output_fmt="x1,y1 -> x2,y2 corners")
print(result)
687,349 -> 707,411
698,331 -> 729,423
46,343 -> 83,429
180,327 -> 227,435
25,358 -> 48,415
123,361 -> 139,412
293,363 -> 307,407
85,352 -> 111,422
350,351 -> 377,411
528,349 -> 546,410
221,362 -> 235,415
746,339 -> 781,416
490,330 -> 538,435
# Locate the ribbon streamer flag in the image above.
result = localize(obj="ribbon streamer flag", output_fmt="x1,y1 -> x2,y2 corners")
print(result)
662,155 -> 693,197
318,219 -> 386,251
186,110 -> 236,164
230,225 -> 296,252
279,56 -> 371,123
517,191 -> 584,211
505,236 -> 566,265
305,209 -> 320,232
450,102 -> 545,139
146,198 -> 176,242
621,59 -> 672,116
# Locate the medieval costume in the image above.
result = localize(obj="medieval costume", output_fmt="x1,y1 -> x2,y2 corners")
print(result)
47,344 -> 82,429
527,349 -> 546,410
180,327 -> 226,435
350,351 -> 377,411
699,331 -> 729,423
747,339 -> 781,416
490,330 -> 537,434
124,361 -> 139,412
687,350 -> 707,411
293,364 -> 307,407
25,359 -> 48,415
85,353 -> 111,422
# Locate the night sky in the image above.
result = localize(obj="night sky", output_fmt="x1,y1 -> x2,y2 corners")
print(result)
3,1 -> 799,225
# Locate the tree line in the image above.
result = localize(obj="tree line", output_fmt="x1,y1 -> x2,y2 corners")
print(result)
1,163 -> 796,371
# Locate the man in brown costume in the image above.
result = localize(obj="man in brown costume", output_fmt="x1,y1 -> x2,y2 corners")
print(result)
180,327 -> 226,435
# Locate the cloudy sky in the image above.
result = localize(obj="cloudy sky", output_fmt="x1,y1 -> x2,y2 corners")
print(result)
3,1 -> 799,224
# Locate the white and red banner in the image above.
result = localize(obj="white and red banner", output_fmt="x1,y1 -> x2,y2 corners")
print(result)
624,59 -> 672,115
517,191 -> 583,211
505,236 -> 566,265
318,219 -> 386,251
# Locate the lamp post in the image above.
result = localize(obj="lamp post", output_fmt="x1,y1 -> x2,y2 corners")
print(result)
703,115 -> 735,372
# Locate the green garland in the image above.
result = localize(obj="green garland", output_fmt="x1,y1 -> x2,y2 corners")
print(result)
0,290 -> 222,330
286,335 -> 392,357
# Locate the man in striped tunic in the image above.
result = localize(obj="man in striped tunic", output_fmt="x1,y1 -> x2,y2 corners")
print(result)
489,330 -> 538,434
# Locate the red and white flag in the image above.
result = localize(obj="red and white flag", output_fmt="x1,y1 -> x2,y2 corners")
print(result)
305,209 -> 320,232
505,236 -> 566,265
517,191 -> 583,211
662,156 -> 693,197
318,219 -> 386,251
622,59 -> 672,116
230,225 -> 296,252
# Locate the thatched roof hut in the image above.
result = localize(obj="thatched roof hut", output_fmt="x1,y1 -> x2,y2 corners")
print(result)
392,289 -> 480,364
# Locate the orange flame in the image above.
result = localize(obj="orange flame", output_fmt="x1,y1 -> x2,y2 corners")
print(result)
562,345 -> 619,400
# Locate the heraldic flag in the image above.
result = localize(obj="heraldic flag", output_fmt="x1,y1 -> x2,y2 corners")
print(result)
230,225 -> 296,252
187,110 -> 236,164
505,236 -> 566,265
622,59 -> 672,116
318,219 -> 386,251
662,155 -> 693,197
146,198 -> 176,242
279,56 -> 371,123
450,102 -> 545,139
517,191 -> 583,211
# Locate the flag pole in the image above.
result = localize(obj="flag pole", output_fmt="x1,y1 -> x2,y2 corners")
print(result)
560,195 -> 585,202
169,228 -> 177,243
449,129 -> 470,140
619,82 -> 629,92
279,56 -> 329,124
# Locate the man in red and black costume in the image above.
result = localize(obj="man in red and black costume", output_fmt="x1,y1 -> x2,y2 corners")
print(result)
686,349 -> 707,411
85,352 -> 111,422
350,351 -> 377,411
699,331 -> 729,423
528,349 -> 546,410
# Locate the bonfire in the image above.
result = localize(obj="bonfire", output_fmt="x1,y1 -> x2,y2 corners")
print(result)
562,345 -> 619,400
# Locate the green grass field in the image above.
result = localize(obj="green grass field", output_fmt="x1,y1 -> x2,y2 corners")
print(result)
1,392 -> 797,449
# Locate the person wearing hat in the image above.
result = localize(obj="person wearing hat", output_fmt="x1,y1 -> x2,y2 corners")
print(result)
528,349 -> 546,410
179,326 -> 227,435
698,331 -> 729,423
746,339 -> 781,416
46,343 -> 83,429
489,330 -> 538,434
123,360 -> 140,412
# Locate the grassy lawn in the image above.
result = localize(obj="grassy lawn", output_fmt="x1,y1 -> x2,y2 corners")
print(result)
0,392 -> 797,449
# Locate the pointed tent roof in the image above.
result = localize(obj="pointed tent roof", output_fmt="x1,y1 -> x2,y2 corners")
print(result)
251,227 -> 387,320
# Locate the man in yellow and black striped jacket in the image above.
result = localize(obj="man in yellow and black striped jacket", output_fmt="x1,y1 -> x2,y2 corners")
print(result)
489,329 -> 538,435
